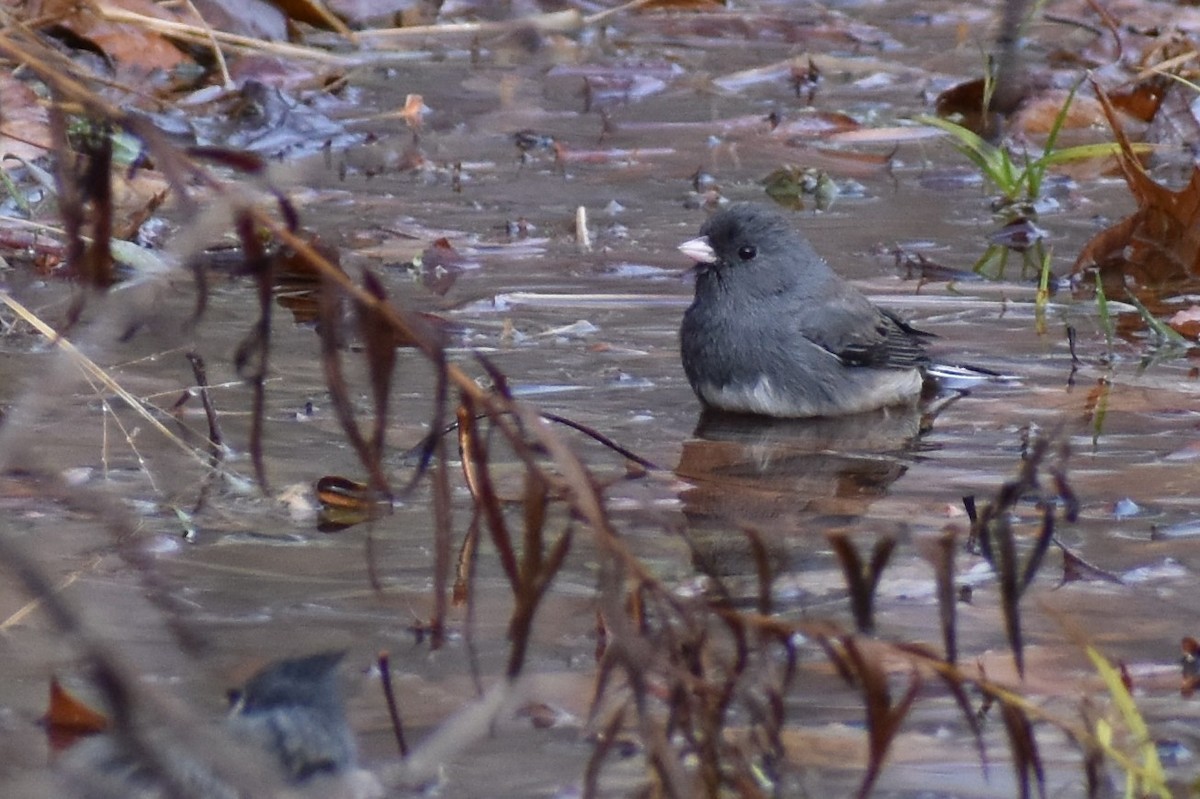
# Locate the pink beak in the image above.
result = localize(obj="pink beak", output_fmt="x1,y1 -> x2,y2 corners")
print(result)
678,236 -> 717,264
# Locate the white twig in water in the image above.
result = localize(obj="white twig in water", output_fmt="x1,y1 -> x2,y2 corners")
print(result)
576,205 -> 591,252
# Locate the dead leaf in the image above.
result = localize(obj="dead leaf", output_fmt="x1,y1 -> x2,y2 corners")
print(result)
398,94 -> 427,129
1011,91 -> 1105,136
315,474 -> 373,510
934,77 -> 991,135
1145,81 -> 1200,152
264,0 -> 348,33
1168,306 -> 1200,338
43,677 -> 108,750
1108,75 -> 1170,125
1073,81 -> 1200,288
516,701 -> 573,729
40,0 -> 188,76
1182,637 -> 1200,697
413,237 -> 464,296
768,109 -> 859,139
0,74 -> 52,167
314,474 -> 389,531
189,0 -> 287,40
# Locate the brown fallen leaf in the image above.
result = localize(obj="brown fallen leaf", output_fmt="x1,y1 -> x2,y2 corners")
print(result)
189,0 -> 287,40
315,474 -> 375,511
0,74 -> 52,167
1183,637 -> 1200,697
1073,80 -> 1200,288
265,0 -> 351,34
37,0 -> 189,77
934,77 -> 1001,136
398,94 -> 427,130
1011,90 -> 1106,136
1108,73 -> 1171,125
43,677 -> 108,750
314,474 -> 394,531
515,701 -> 573,729
768,109 -> 858,140
1168,306 -> 1200,338
412,237 -> 464,296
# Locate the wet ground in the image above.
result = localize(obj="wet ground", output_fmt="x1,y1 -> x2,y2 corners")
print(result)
3,1 -> 1200,796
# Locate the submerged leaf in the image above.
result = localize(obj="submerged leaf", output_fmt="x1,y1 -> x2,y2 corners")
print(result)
314,475 -> 390,531
762,165 -> 838,210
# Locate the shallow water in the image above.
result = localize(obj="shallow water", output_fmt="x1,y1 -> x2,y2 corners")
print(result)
2,1 -> 1198,796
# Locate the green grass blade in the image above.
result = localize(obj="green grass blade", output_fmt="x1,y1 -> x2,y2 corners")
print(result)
1035,247 -> 1053,309
1095,279 -> 1114,352
1040,141 -> 1154,165
1124,292 -> 1191,348
1085,646 -> 1170,799
918,114 -> 1009,186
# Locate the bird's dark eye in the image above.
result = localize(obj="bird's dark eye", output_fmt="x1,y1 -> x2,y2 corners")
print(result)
738,245 -> 757,261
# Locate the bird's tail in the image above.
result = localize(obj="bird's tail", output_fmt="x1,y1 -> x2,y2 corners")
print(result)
926,363 -> 1018,390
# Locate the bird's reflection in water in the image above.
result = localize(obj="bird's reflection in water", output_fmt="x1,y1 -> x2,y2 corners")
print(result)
675,402 -> 944,585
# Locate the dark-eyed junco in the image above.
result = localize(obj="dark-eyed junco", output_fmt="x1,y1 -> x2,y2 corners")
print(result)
60,651 -> 378,799
226,650 -> 357,782
679,203 -> 975,418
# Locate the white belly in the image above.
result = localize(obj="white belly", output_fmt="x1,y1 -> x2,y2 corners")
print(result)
699,370 -> 923,418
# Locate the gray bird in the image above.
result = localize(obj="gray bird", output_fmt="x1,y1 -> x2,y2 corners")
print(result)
226,650 -> 358,783
680,203 -> 964,418
57,651 -> 379,799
